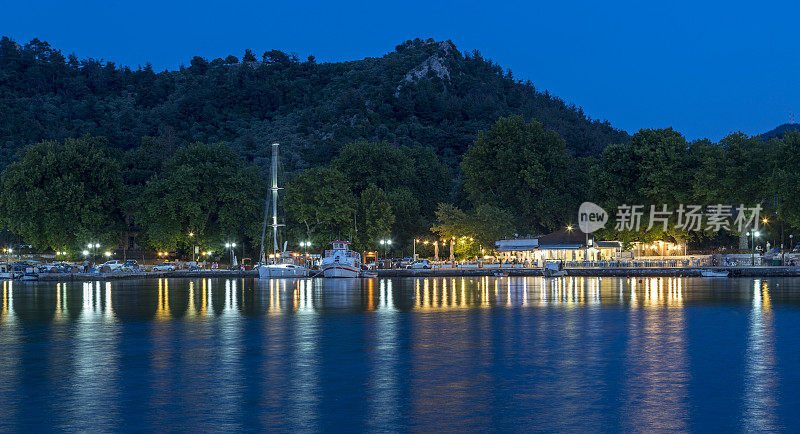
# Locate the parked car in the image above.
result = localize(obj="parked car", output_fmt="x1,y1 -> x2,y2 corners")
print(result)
123,259 -> 139,270
152,262 -> 176,271
100,260 -> 125,271
409,259 -> 432,269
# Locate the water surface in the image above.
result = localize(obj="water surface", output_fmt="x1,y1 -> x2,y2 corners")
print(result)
1,276 -> 799,431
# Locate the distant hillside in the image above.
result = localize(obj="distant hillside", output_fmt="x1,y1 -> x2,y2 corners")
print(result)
760,123 -> 800,141
0,37 -> 629,171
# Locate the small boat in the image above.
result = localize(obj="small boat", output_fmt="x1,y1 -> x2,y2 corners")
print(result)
360,269 -> 378,278
322,241 -> 362,278
543,260 -> 567,278
493,271 -> 509,277
701,269 -> 729,278
19,273 -> 38,281
258,261 -> 309,278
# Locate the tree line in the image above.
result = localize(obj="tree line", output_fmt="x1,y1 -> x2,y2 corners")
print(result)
439,116 -> 800,257
1,116 -> 796,260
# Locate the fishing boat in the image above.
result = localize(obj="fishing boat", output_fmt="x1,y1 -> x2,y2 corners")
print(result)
543,260 -> 567,278
322,241 -> 362,278
700,269 -> 729,278
257,143 -> 310,279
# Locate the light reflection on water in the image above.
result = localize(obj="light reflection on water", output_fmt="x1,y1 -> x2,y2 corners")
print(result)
0,276 -> 799,431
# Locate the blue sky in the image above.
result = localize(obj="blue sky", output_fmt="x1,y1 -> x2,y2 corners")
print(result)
3,0 -> 798,141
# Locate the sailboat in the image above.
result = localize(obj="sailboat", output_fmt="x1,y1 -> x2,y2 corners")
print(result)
257,143 -> 310,279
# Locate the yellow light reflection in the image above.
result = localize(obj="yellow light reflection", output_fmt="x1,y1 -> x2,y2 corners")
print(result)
155,278 -> 170,320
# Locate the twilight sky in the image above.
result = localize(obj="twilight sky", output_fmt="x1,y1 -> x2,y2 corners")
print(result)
3,0 -> 798,141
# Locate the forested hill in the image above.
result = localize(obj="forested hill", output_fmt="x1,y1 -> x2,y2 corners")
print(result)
760,123 -> 800,141
0,37 -> 628,170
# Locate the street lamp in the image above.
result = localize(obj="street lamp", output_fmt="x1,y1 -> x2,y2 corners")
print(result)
748,231 -> 761,266
225,242 -> 237,268
87,243 -> 100,264
189,232 -> 196,263
299,241 -> 311,266
379,239 -> 392,259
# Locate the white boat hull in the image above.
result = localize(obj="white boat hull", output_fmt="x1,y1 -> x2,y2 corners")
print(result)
701,270 -> 729,278
258,264 -> 309,278
323,264 -> 360,278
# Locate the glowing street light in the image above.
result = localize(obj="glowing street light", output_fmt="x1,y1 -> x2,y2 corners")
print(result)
379,239 -> 392,259
225,242 -> 237,267
299,241 -> 312,257
748,230 -> 762,265
86,243 -> 100,263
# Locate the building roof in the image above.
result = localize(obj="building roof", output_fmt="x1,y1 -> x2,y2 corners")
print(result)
495,229 -> 621,252
495,238 -> 539,252
536,229 -> 587,248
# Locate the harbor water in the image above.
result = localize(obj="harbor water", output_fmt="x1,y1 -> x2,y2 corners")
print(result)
1,276 -> 799,431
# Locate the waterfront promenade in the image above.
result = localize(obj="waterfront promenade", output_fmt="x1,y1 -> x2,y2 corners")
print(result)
28,266 -> 800,280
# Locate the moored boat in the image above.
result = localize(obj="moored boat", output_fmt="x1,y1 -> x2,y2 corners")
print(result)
258,261 -> 309,278
257,143 -> 310,279
360,269 -> 378,278
543,260 -> 567,278
322,242 -> 362,278
701,269 -> 729,278
0,263 -> 14,279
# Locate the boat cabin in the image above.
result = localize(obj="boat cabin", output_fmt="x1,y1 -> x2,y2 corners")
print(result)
325,241 -> 361,262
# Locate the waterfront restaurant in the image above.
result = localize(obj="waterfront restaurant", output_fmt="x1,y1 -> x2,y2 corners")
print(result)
494,229 -> 622,266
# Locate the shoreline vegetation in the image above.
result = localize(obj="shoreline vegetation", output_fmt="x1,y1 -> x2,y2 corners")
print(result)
1,37 -> 799,261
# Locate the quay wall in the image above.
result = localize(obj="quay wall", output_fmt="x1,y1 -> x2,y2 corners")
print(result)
30,267 -> 800,281
37,270 -> 258,281
377,267 -> 800,278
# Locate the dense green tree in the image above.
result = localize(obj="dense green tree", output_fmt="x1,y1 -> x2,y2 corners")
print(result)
242,49 -> 257,62
387,187 -> 425,248
774,132 -> 800,228
461,115 -> 578,232
136,142 -> 265,251
332,140 -> 452,250
357,184 -> 394,250
283,167 -> 358,246
0,136 -> 124,251
590,128 -> 699,245
430,203 -> 514,259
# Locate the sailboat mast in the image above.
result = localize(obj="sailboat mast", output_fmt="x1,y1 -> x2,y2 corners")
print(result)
271,143 -> 281,254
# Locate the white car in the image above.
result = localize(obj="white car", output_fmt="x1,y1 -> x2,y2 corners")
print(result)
152,262 -> 176,271
100,260 -> 125,271
409,259 -> 432,269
